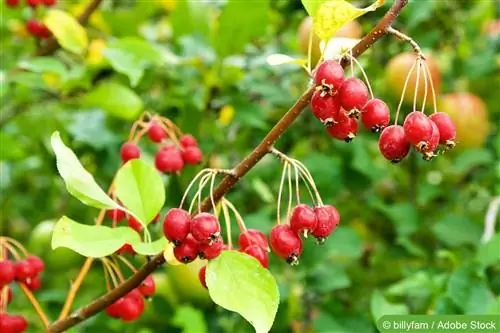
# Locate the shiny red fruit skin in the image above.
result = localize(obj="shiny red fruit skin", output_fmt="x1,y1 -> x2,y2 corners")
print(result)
120,142 -> 141,162
238,229 -> 268,251
190,213 -> 220,244
106,298 -> 125,318
155,148 -> 184,173
429,112 -> 456,144
361,98 -> 390,132
198,265 -> 207,288
107,208 -> 126,222
243,245 -> 269,268
127,216 -> 143,232
339,77 -> 369,111
182,146 -> 203,165
26,0 -> 40,7
116,243 -> 135,255
0,260 -> 15,286
162,208 -> 191,245
378,125 -> 410,162
38,24 -> 52,39
26,255 -> 44,273
26,20 -> 42,37
148,122 -> 166,143
314,60 -> 345,90
198,238 -> 224,260
5,0 -> 20,7
269,224 -> 303,265
180,135 -> 198,148
326,117 -> 358,142
310,90 -> 342,124
2,314 -> 28,333
138,275 -> 155,297
402,111 -> 433,147
26,275 -> 41,291
312,205 -> 340,241
290,204 -> 318,235
119,297 -> 142,322
421,121 -> 440,160
15,260 -> 35,282
173,234 -> 199,263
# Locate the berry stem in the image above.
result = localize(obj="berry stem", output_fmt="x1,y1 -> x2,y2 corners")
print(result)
1,236 -> 29,257
58,257 -> 94,319
386,26 -> 424,58
287,163 -> 293,221
421,58 -> 429,113
0,240 -> 21,260
223,198 -> 247,233
277,160 -> 289,225
103,262 -> 112,291
424,61 -> 438,114
293,163 -> 301,205
19,283 -> 50,328
116,255 -> 138,273
180,169 -> 213,209
101,259 -> 119,288
348,55 -> 374,99
221,200 -> 233,248
394,59 -> 417,125
413,57 -> 422,112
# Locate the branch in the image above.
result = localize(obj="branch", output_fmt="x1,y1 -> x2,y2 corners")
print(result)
44,1 -> 409,332
35,0 -> 104,56
386,26 -> 425,58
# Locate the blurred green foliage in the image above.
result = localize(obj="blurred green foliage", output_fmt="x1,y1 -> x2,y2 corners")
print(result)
1,0 -> 498,332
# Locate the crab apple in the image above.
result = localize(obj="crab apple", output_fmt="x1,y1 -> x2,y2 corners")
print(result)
120,142 -> 141,162
26,20 -> 43,37
290,204 -> 318,235
421,121 -> 440,161
339,77 -> 370,116
26,0 -> 40,7
148,122 -> 166,143
428,112 -> 456,149
37,24 -> 52,39
138,275 -> 155,297
106,298 -> 125,318
190,213 -> 220,244
163,208 -> 191,245
0,260 -> 15,286
270,224 -> 303,265
0,314 -> 28,333
310,90 -> 342,125
42,0 -> 57,5
198,237 -> 224,260
361,98 -> 390,132
243,245 -> 269,268
378,125 -> 410,163
403,111 -> 434,151
314,60 -> 345,92
173,234 -> 199,263
182,146 -> 203,165
26,275 -> 41,291
327,117 -> 358,142
127,216 -> 143,232
180,134 -> 198,148
5,0 -> 20,7
107,208 -> 126,222
119,297 -> 143,322
312,205 -> 340,244
238,229 -> 268,251
155,148 -> 184,173
14,260 -> 35,282
26,255 -> 44,274
116,243 -> 135,255
198,265 -> 207,289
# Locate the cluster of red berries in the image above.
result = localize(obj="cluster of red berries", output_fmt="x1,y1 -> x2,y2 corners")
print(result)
105,275 -> 155,322
0,256 -> 45,332
270,204 -> 340,265
379,111 -> 456,162
4,0 -> 57,39
310,60 -> 390,142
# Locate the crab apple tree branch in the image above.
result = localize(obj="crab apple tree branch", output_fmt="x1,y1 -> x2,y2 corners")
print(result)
44,1 -> 409,332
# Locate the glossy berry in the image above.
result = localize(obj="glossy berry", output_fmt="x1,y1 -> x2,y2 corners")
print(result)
182,146 -> 203,165
148,122 -> 166,143
116,243 -> 135,255
190,213 -> 220,244
0,260 -> 15,286
339,77 -> 369,115
119,297 -> 143,322
155,148 -> 184,173
173,234 -> 199,263
107,208 -> 126,222
37,24 -> 52,39
312,205 -> 340,244
163,208 -> 191,245
421,121 -> 440,161
42,0 -> 57,5
243,245 -> 269,268
378,125 -> 410,163
14,260 -> 35,282
26,20 -> 43,37
290,204 -> 318,235
361,98 -> 390,132
180,134 -> 198,148
120,142 -> 141,162
127,216 -> 143,232
106,298 -> 125,318
26,0 -> 40,7
269,224 -> 303,265
314,60 -> 345,92
198,265 -> 207,288
198,238 -> 224,260
327,117 -> 358,142
0,314 -> 28,333
5,0 -> 20,7
403,111 -> 433,151
238,229 -> 268,251
138,275 -> 155,297
26,276 -> 41,291
429,112 -> 456,148
26,255 -> 44,273
310,90 -> 342,125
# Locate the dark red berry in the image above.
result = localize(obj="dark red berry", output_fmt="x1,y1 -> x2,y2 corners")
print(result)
26,20 -> 43,37
6,314 -> 28,333
429,112 -> 456,149
290,204 -> 318,235
148,122 -> 166,143
182,146 -> 203,165
361,98 -> 390,132
190,213 -> 220,244
269,224 -> 303,265
107,208 -> 126,222
403,111 -> 433,151
126,289 -> 144,307
5,0 -> 19,7
180,134 -> 198,148
119,297 -> 142,322
314,60 -> 345,92
198,265 -> 207,289
116,243 -> 135,255
42,0 -> 56,5
26,256 -> 44,274
326,117 -> 358,142
138,275 -> 155,297
339,77 -> 369,115
106,298 -> 125,318
37,24 -> 52,39
120,142 -> 141,162
0,260 -> 15,286
26,0 -> 40,7
173,234 -> 199,263
14,260 -> 35,282
127,216 -> 143,232
155,148 -> 184,173
312,205 -> 340,244
243,245 -> 269,268
26,275 -> 41,291
238,229 -> 268,251
198,238 -> 224,260
162,208 -> 191,245
310,90 -> 342,125
378,125 -> 410,163
421,121 -> 440,161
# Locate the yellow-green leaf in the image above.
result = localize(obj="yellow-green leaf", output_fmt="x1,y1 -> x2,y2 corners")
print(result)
44,9 -> 88,54
313,0 -> 384,40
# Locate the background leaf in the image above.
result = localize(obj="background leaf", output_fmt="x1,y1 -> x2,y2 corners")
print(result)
44,9 -> 88,54
370,290 -> 409,321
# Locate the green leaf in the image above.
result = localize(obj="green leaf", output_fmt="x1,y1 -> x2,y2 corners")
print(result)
207,251 -> 279,333
476,233 -> 500,267
432,214 -> 482,247
307,263 -> 351,292
376,203 -> 419,237
44,9 -> 88,54
50,132 -> 118,210
325,227 -> 364,260
18,57 -> 67,77
131,237 -> 167,256
82,81 -> 143,120
452,149 -> 493,175
172,305 -> 207,333
301,0 -> 328,16
51,216 -> 140,257
115,159 -> 165,226
370,290 -> 409,322
170,0 -> 212,39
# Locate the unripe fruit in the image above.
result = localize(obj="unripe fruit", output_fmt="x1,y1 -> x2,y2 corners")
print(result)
314,60 -> 345,92
378,125 -> 410,163
155,148 -> 184,173
429,112 -> 456,149
26,255 -> 44,273
106,208 -> 126,222
198,265 -> 207,289
403,111 -> 433,151
26,275 -> 41,291
310,90 -> 341,125
14,260 -> 35,282
290,204 -> 318,235
243,245 -> 269,268
180,134 -> 198,148
0,260 -> 15,286
127,216 -> 143,232
173,234 -> 199,263
138,275 -> 155,297
163,208 -> 191,245
361,98 -> 390,132
190,213 -> 220,244
269,224 -> 303,265
339,77 -> 369,114
198,238 -> 224,260
182,146 -> 203,165
120,142 -> 141,162
147,122 -> 166,143
238,229 -> 268,251
326,117 -> 358,142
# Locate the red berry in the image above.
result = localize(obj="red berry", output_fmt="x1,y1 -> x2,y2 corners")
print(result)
180,134 -> 198,147
243,245 -> 269,268
190,213 -> 220,244
26,0 -> 40,7
5,0 -> 20,7
429,112 -> 456,148
0,260 -> 15,286
312,205 -> 340,244
26,20 -> 42,37
198,238 -> 224,260
26,256 -> 44,274
326,116 -> 358,142
182,146 -> 203,165
269,224 -> 303,265
106,208 -> 126,222
148,122 -> 166,143
37,24 -> 52,39
361,98 -> 390,132
106,298 -> 125,318
310,90 -> 342,125
127,216 -> 143,232
126,289 -> 144,307
163,208 -> 191,245
116,243 -> 135,255
314,60 -> 345,91
119,297 -> 142,322
339,77 -> 369,114
26,275 -> 41,291
378,125 -> 410,163
421,120 -> 440,161
238,229 -> 268,251
120,142 -> 141,162
5,314 -> 28,332
173,234 -> 199,263
402,111 -> 433,151
138,275 -> 155,297
155,148 -> 184,173
290,204 -> 318,235
42,0 -> 56,5
198,265 -> 207,288
14,260 -> 35,282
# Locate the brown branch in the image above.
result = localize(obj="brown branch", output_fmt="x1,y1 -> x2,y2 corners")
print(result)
44,1 -> 409,332
35,0 -> 104,56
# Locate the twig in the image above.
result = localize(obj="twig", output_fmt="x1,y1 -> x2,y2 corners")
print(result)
386,26 -> 425,58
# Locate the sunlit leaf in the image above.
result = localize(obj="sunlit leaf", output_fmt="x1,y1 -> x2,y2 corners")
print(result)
266,54 -> 307,66
44,9 -> 88,54
131,237 -> 168,255
321,37 -> 361,60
